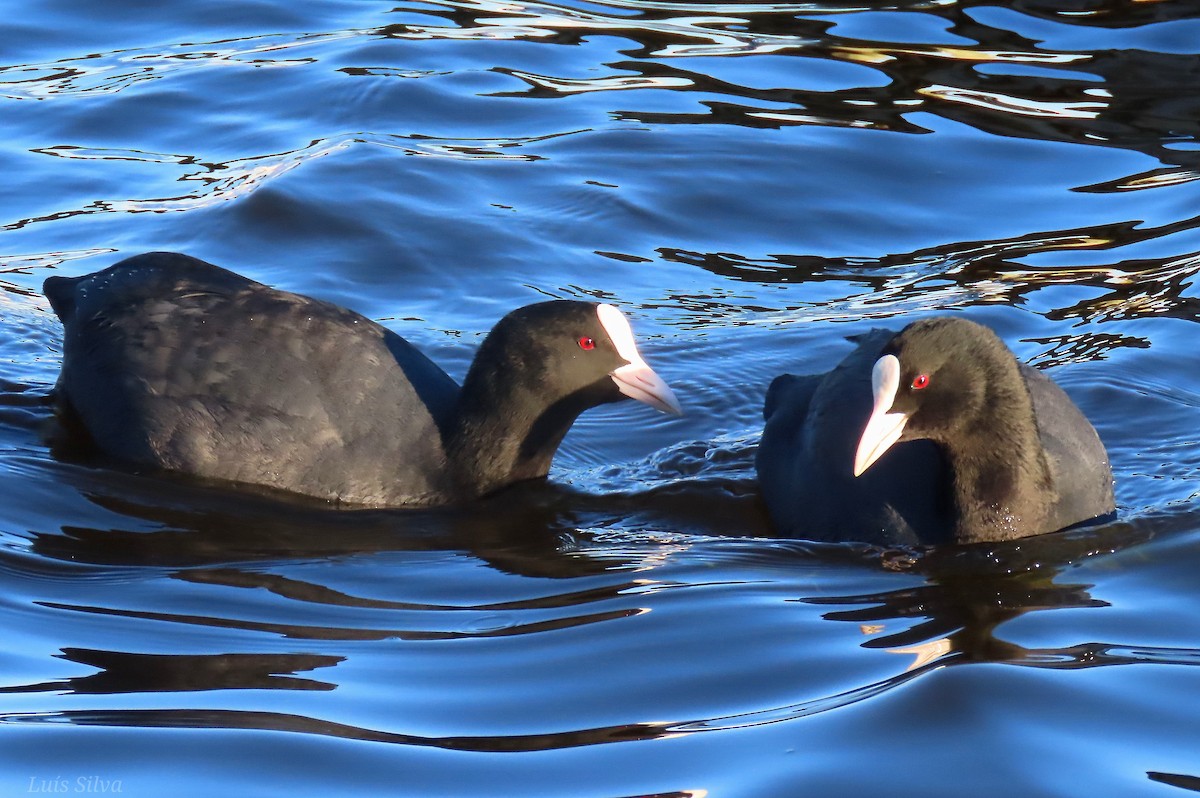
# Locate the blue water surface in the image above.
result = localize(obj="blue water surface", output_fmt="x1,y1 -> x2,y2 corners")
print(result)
2,1 -> 1200,796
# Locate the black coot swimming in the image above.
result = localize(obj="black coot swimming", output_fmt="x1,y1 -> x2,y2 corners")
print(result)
45,252 -> 681,506
756,317 -> 1115,545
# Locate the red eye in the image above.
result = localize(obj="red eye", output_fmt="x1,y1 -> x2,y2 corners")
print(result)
911,374 -> 930,390
577,336 -> 595,351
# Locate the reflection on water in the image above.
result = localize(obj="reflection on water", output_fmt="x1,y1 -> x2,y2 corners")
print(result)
10,0 -> 1198,164
6,0 -> 1197,331
4,516 -> 1198,766
663,213 -> 1200,326
4,476 -> 1197,757
1,649 -> 342,695
6,131 -> 579,233
0,31 -> 351,100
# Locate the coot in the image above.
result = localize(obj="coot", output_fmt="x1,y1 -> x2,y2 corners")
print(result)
45,252 -> 681,506
756,317 -> 1114,544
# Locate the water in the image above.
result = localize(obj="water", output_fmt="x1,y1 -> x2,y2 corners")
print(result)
3,1 -> 1200,795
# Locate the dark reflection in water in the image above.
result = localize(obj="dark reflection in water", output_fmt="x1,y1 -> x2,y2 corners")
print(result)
7,0 -> 1200,188
415,0 -> 1200,177
4,0 -> 1199,337
3,706 -> 678,752
29,452 -> 769,570
27,474 -> 615,578
806,515 -> 1200,679
8,472 -> 1198,754
1149,771 -> 1200,794
0,650 -> 342,694
11,554 -> 1197,753
663,211 -> 1200,327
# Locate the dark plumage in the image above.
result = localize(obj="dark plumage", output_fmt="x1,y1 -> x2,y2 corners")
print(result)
756,317 -> 1115,545
45,252 -> 680,506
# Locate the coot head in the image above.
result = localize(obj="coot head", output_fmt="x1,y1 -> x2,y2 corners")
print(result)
854,317 -> 1014,476
466,300 -> 681,416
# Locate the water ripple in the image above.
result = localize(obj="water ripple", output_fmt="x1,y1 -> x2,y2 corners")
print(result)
36,599 -> 645,641
5,130 -> 580,232
0,249 -> 114,298
0,31 -> 353,100
4,635 -> 1197,748
659,215 -> 1200,328
497,67 -> 694,95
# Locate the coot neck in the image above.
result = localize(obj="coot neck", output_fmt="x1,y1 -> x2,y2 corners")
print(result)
941,367 -> 1053,543
446,365 -> 606,499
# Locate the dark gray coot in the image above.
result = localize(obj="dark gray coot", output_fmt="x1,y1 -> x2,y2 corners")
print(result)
756,317 -> 1115,545
44,252 -> 681,506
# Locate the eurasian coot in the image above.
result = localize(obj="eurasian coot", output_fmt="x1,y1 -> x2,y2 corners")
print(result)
46,252 -> 681,506
756,317 -> 1114,544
